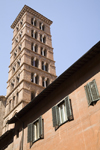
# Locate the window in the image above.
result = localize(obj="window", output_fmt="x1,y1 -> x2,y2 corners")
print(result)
31,92 -> 35,101
20,19 -> 23,25
16,24 -> 19,30
31,30 -> 37,39
27,116 -> 43,143
42,77 -> 49,87
16,92 -> 19,104
52,96 -> 73,129
16,74 -> 20,84
11,80 -> 15,89
13,65 -> 16,73
19,31 -> 22,38
12,96 -> 15,108
31,18 -> 37,26
14,50 -> 17,57
40,34 -> 46,43
15,37 -> 18,43
19,44 -> 22,51
31,43 -> 38,52
9,100 -> 11,111
17,58 -> 21,67
31,73 -> 39,84
84,79 -> 100,106
31,58 -> 38,68
41,48 -> 46,57
42,62 -> 48,72
39,22 -> 45,31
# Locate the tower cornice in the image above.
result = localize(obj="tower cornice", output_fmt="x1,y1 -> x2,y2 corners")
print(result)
11,5 -> 53,29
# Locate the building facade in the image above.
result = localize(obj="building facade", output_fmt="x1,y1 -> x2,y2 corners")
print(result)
2,5 -> 56,134
1,41 -> 100,150
0,5 -> 100,150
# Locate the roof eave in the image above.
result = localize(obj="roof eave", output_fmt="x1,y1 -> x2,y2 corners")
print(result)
11,5 -> 53,29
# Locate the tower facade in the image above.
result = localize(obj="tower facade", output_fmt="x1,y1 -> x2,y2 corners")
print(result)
3,5 -> 56,134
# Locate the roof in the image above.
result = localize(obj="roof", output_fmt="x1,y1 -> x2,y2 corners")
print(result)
0,129 -> 14,149
8,41 -> 100,124
11,5 -> 53,29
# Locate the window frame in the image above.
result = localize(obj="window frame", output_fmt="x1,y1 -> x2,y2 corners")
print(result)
27,116 -> 44,144
52,96 -> 73,130
84,79 -> 100,106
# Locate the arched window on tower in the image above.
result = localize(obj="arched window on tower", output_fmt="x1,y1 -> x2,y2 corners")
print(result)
12,64 -> 16,73
17,58 -> 21,67
31,18 -> 37,26
18,44 -> 22,51
11,79 -> 15,90
31,30 -> 38,39
40,34 -> 46,43
42,62 -> 48,72
41,47 -> 47,57
16,92 -> 19,104
31,57 -> 39,68
12,96 -> 15,108
19,31 -> 22,38
39,22 -> 45,31
31,92 -> 35,101
31,73 -> 39,84
14,49 -> 17,57
31,43 -> 38,52
42,77 -> 49,88
9,100 -> 11,111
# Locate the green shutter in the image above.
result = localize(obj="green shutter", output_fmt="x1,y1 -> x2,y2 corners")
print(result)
56,105 -> 60,125
85,83 -> 93,105
39,116 -> 43,138
90,80 -> 99,101
32,123 -> 34,142
65,96 -> 73,121
27,123 -> 33,143
85,80 -> 100,105
52,106 -> 58,127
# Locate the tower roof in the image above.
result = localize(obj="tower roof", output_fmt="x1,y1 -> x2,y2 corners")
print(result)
11,5 -> 53,29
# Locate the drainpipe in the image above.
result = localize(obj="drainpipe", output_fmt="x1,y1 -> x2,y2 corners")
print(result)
15,114 -> 24,150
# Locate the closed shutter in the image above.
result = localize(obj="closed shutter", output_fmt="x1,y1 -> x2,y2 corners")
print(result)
52,106 -> 58,127
85,83 -> 93,105
56,105 -> 60,125
65,96 -> 73,121
32,123 -> 34,142
39,116 -> 43,138
90,80 -> 99,101
27,123 -> 33,143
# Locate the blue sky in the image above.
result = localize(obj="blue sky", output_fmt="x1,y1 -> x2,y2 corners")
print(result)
0,0 -> 100,95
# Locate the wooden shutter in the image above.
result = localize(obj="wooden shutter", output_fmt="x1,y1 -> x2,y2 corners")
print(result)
32,123 -> 34,142
52,106 -> 58,127
65,96 -> 73,121
85,83 -> 93,105
27,123 -> 33,143
56,105 -> 60,125
39,116 -> 43,138
90,80 -> 99,101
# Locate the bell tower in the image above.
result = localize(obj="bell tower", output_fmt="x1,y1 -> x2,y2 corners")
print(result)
3,5 -> 56,134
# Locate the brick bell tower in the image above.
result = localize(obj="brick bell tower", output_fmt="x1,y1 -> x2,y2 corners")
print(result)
3,5 -> 56,134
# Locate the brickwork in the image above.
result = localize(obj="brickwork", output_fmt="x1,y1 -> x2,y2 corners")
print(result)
3,5 -> 56,134
0,96 -> 6,136
11,51 -> 100,150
